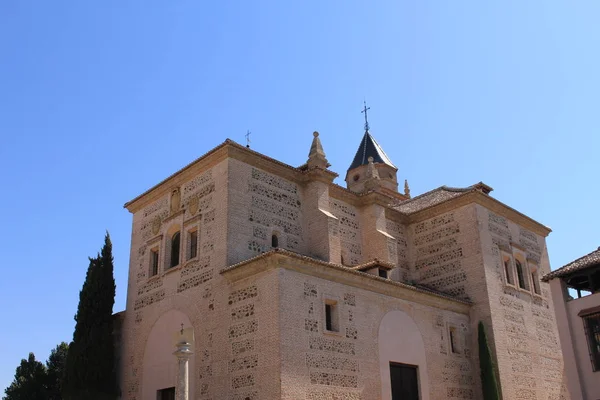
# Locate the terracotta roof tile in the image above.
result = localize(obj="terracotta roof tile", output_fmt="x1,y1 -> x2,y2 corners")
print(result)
390,186 -> 473,214
542,247 -> 600,281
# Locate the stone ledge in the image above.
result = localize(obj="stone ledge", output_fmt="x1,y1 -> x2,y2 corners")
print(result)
220,249 -> 471,315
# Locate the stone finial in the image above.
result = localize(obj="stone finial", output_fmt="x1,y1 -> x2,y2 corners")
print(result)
404,179 -> 411,198
364,156 -> 382,191
365,157 -> 380,180
307,131 -> 329,168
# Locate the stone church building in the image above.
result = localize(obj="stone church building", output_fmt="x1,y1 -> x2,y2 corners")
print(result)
118,129 -> 570,399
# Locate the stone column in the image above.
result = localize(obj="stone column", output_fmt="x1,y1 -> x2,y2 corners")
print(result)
173,340 -> 193,400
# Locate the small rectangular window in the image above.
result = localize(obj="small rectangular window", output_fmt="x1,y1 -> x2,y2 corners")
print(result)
170,231 -> 181,268
515,259 -> 529,290
583,312 -> 600,371
449,327 -> 460,354
188,230 -> 198,260
324,301 -> 339,332
379,268 -> 388,279
150,248 -> 159,277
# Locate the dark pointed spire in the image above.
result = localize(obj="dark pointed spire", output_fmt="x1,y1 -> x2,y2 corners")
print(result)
348,131 -> 396,171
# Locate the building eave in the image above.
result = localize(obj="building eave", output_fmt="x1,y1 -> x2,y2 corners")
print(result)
220,249 -> 472,314
124,139 -> 340,214
404,190 -> 551,237
542,247 -> 600,282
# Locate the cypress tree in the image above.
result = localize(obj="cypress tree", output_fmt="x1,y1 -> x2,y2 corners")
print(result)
478,321 -> 500,400
63,233 -> 118,400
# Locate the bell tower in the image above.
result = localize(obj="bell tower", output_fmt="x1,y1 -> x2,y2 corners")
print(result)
345,103 -> 399,193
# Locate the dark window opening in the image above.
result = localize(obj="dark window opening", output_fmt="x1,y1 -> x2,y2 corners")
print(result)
150,249 -> 159,277
170,232 -> 181,268
449,327 -> 459,354
188,230 -> 198,260
324,302 -> 339,332
504,260 -> 513,285
379,268 -> 388,278
157,387 -> 175,400
271,234 -> 279,248
583,312 -> 600,371
516,260 -> 526,289
390,363 -> 419,400
325,304 -> 333,331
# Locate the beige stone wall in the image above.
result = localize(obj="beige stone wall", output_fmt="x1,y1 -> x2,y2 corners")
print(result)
227,159 -> 305,265
120,160 -> 282,400
404,204 -> 570,399
119,144 -> 570,400
562,291 -> 600,399
407,205 -> 490,399
329,198 -> 362,265
476,205 -> 570,400
278,268 -> 474,400
384,218 -> 409,282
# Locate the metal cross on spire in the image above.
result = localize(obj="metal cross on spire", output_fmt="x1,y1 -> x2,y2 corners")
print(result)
245,130 -> 251,148
361,101 -> 371,132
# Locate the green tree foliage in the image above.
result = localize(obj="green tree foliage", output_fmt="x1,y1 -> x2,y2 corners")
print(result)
478,321 -> 500,400
63,233 -> 118,400
3,353 -> 48,400
46,342 -> 69,400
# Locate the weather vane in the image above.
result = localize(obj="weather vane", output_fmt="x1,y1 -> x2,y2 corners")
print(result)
361,101 -> 370,131
245,130 -> 251,148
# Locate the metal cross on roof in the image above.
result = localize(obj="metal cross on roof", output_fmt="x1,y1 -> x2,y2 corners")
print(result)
245,130 -> 251,148
361,101 -> 370,132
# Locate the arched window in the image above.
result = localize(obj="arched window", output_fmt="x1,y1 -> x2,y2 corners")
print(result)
271,233 -> 279,248
170,231 -> 181,268
516,260 -> 526,289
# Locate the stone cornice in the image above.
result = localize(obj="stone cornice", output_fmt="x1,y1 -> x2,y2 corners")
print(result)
221,249 -> 471,314
124,140 -> 551,239
125,139 -> 341,214
124,141 -> 230,213
328,184 -> 401,211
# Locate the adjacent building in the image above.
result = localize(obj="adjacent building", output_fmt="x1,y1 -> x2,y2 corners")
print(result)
544,247 -> 600,400
118,128 -> 570,400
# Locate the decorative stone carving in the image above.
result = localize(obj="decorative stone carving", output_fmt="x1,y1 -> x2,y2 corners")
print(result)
188,195 -> 199,216
151,216 -> 161,235
170,187 -> 181,214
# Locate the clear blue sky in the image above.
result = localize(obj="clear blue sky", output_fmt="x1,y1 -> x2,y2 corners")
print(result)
1,0 -> 598,390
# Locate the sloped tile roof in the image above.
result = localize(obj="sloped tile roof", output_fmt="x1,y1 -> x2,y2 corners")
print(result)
543,247 -> 600,281
391,186 -> 474,214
